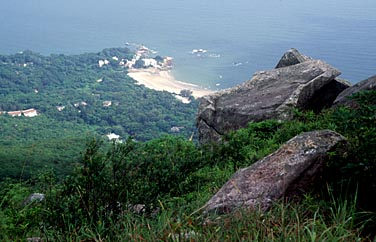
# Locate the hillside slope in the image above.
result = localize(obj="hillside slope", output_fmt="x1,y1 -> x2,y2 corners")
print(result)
0,48 -> 198,179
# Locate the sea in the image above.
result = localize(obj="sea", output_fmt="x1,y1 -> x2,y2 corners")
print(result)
0,0 -> 375,89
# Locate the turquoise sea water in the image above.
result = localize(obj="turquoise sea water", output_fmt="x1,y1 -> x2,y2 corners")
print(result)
0,0 -> 375,89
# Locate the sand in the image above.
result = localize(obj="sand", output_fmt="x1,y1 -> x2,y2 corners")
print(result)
127,68 -> 214,98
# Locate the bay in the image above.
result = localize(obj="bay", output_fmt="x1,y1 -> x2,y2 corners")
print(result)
0,0 -> 375,88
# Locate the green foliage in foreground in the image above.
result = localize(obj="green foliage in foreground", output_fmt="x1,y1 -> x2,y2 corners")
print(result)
0,90 -> 376,240
1,179 -> 372,241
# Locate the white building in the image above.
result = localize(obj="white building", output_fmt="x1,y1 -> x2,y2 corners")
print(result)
22,109 -> 38,117
106,133 -> 120,140
98,59 -> 110,68
56,106 -> 65,112
103,101 -> 112,107
143,58 -> 158,68
8,111 -> 22,117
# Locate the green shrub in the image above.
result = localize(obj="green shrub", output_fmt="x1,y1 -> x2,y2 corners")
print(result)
0,180 -> 45,240
325,90 -> 376,212
122,136 -> 205,207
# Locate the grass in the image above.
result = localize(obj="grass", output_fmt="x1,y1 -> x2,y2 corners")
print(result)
37,191 -> 373,242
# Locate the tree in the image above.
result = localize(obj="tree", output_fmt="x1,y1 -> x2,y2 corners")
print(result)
180,89 -> 193,98
133,59 -> 145,69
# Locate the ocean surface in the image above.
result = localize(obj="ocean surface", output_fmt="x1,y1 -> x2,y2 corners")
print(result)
0,0 -> 375,89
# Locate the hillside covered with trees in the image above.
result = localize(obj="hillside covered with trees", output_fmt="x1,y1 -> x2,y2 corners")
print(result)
0,48 -> 198,179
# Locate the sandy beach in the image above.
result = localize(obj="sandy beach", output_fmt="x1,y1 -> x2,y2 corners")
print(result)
128,68 -> 214,98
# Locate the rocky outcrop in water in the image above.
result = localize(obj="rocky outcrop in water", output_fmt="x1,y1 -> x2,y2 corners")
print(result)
203,130 -> 346,213
197,49 -> 350,143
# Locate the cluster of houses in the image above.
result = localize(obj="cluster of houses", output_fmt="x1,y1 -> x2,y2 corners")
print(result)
98,45 -> 173,70
55,100 -> 113,112
1,108 -> 39,117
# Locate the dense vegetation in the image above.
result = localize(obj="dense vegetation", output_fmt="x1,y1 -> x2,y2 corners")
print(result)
0,90 -> 375,241
0,48 -> 198,179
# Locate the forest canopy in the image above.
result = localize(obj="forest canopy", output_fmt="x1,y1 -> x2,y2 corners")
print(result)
0,48 -> 198,179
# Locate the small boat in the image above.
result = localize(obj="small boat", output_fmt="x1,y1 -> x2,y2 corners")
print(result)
191,48 -> 207,54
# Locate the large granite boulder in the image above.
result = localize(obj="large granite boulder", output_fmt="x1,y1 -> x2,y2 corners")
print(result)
203,130 -> 346,213
275,49 -> 351,111
197,49 -> 348,143
333,75 -> 376,108
276,49 -> 351,111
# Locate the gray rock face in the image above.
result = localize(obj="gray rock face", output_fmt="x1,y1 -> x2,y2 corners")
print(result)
275,49 -> 351,112
197,52 -> 344,143
303,77 -> 351,111
333,75 -> 376,108
275,48 -> 312,68
203,130 -> 346,213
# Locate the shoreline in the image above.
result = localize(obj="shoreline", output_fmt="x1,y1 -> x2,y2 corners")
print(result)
127,68 -> 214,98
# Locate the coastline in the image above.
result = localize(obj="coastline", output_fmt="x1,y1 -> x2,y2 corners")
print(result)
127,68 -> 214,98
